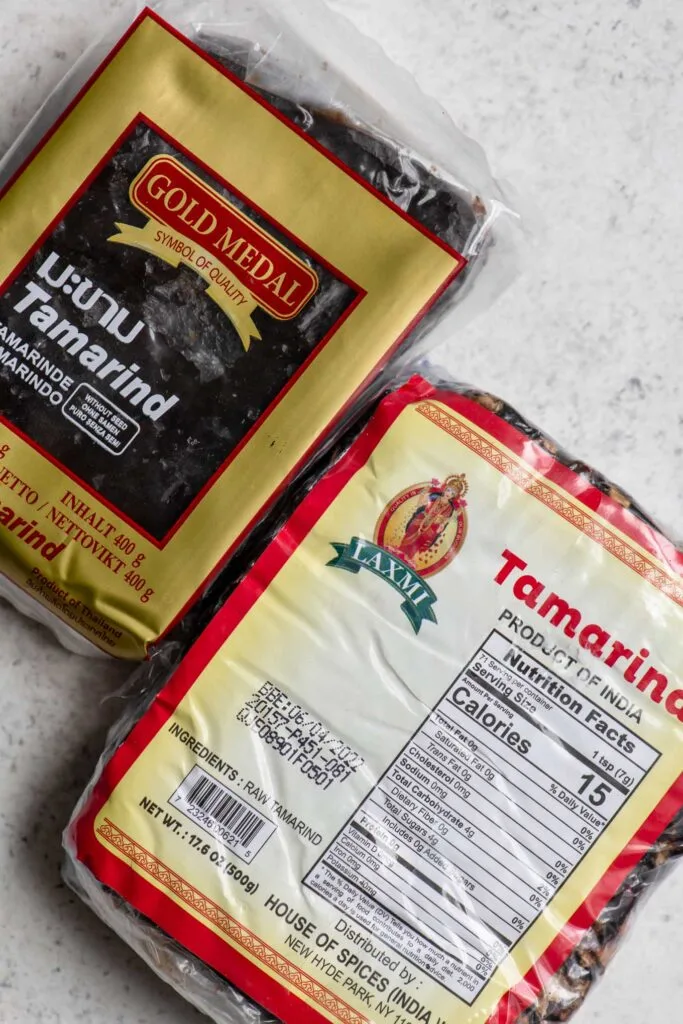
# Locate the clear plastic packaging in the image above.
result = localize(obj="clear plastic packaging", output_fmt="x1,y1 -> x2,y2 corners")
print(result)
0,0 -> 522,659
65,370 -> 683,1024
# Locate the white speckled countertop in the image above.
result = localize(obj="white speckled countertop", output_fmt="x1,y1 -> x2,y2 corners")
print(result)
1,0 -> 682,1022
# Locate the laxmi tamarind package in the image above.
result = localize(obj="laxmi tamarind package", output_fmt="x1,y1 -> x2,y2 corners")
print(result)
0,1 -> 520,658
65,374 -> 683,1024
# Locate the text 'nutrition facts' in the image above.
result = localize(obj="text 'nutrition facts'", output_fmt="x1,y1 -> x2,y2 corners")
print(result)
305,629 -> 659,1002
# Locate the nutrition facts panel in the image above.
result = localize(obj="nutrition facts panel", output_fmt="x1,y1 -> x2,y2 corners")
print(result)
305,629 -> 660,1002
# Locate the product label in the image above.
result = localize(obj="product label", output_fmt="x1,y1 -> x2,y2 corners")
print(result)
74,377 -> 683,1024
306,627 -> 657,1004
0,12 -> 463,656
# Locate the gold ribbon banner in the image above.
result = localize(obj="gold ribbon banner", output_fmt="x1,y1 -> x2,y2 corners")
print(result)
108,220 -> 263,351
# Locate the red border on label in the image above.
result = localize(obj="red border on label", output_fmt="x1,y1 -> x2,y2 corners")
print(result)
73,374 -> 683,1024
0,10 -> 466,652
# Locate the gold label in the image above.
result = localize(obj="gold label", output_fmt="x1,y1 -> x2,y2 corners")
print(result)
0,13 -> 464,657
109,154 -> 320,349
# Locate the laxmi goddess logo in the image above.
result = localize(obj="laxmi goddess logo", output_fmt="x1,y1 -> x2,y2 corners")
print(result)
328,474 -> 468,632
108,155 -> 319,351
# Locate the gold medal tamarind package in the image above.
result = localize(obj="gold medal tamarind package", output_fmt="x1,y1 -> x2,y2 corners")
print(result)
65,374 -> 683,1024
0,2 -> 521,658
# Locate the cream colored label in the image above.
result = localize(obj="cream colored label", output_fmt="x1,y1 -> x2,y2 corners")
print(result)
91,398 -> 683,1022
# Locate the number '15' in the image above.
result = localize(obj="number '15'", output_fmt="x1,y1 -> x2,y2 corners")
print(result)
578,773 -> 612,807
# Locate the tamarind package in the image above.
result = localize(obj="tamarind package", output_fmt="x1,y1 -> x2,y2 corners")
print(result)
65,373 -> 683,1024
0,1 -> 520,658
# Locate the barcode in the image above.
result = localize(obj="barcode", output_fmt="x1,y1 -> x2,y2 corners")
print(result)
187,774 -> 265,847
170,765 -> 276,863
